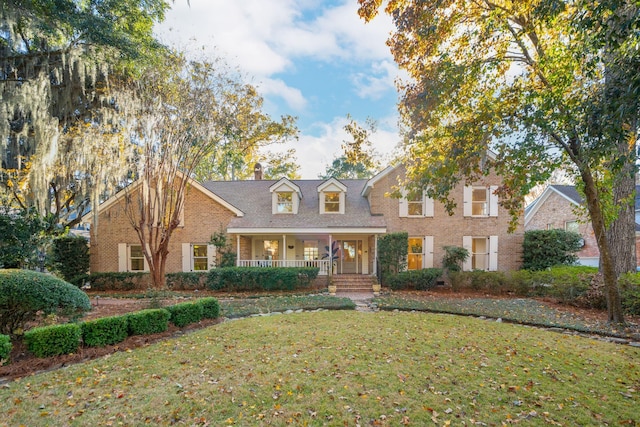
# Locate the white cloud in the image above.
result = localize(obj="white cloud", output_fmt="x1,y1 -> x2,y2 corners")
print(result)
351,60 -> 398,100
258,78 -> 307,111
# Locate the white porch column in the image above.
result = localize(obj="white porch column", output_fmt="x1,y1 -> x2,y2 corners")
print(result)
328,234 -> 333,277
236,235 -> 241,266
283,234 -> 287,266
373,234 -> 378,277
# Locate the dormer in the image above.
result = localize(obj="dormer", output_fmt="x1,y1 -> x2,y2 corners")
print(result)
317,178 -> 347,214
270,178 -> 302,214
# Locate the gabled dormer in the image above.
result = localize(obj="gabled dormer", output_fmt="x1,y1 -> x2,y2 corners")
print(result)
317,177 -> 347,214
270,178 -> 302,214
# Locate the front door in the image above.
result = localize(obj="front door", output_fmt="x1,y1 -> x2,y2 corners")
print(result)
340,240 -> 358,274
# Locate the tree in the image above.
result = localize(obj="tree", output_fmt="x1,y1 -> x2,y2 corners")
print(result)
359,0 -> 639,323
261,149 -> 301,180
0,0 -> 170,227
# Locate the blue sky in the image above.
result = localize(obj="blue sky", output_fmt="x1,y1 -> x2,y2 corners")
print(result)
155,0 -> 402,178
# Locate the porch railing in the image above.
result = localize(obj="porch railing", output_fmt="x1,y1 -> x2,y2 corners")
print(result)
237,259 -> 331,275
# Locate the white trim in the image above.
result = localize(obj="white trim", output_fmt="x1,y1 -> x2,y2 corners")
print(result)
361,165 -> 397,197
424,236 -> 434,268
489,235 -> 499,271
317,177 -> 347,193
118,243 -> 128,272
463,186 -> 473,217
462,236 -> 473,271
227,227 -> 387,234
424,194 -> 434,217
182,243 -> 191,272
524,186 -> 580,226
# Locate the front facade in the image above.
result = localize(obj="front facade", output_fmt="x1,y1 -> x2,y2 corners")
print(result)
89,165 -> 524,275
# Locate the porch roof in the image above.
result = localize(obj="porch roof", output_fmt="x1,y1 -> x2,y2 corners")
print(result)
202,179 -> 387,232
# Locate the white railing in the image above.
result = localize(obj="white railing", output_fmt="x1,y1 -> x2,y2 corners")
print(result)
237,259 -> 331,275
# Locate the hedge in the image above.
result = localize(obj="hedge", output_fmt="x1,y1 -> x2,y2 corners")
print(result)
81,315 -> 129,347
198,297 -> 220,319
76,272 -> 150,290
0,269 -> 91,335
0,334 -> 11,363
24,323 -> 82,357
385,268 -> 443,290
207,267 -> 319,291
166,272 -> 208,290
126,309 -> 170,335
167,301 -> 204,327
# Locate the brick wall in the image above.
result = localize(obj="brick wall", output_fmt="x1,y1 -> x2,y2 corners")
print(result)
90,183 -> 237,273
368,166 -> 524,271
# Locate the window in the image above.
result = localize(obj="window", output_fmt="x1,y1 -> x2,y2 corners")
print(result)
472,188 -> 488,216
129,245 -> 145,271
324,192 -> 340,213
407,193 -> 423,216
464,186 -> 498,217
276,192 -> 293,213
263,240 -> 279,260
565,220 -> 579,234
463,235 -> 498,271
408,237 -> 423,270
303,241 -> 319,260
192,245 -> 208,271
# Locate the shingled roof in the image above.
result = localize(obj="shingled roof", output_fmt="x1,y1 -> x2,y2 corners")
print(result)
202,179 -> 387,231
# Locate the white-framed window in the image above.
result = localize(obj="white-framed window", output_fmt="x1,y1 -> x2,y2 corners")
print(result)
181,243 -> 216,272
324,192 -> 340,213
462,236 -> 498,271
276,192 -> 293,213
408,237 -> 423,270
399,189 -> 434,217
129,245 -> 145,271
565,220 -> 579,234
303,240 -> 319,260
118,243 -> 149,272
407,193 -> 423,216
192,245 -> 208,271
463,186 -> 498,217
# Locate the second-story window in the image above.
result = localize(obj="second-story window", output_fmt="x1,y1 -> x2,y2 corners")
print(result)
472,188 -> 488,216
277,192 -> 293,213
407,192 -> 423,216
324,192 -> 340,213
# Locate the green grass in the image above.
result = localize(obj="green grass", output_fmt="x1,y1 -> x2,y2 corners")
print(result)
1,311 -> 638,425
220,295 -> 355,318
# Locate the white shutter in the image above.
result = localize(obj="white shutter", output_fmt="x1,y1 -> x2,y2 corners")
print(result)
399,193 -> 408,217
463,186 -> 473,217
182,243 -> 191,272
462,236 -> 473,271
423,194 -> 434,217
489,235 -> 499,271
423,236 -> 434,268
207,244 -> 216,270
118,243 -> 128,272
489,186 -> 499,217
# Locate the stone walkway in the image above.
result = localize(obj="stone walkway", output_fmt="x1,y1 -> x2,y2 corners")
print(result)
335,292 -> 377,312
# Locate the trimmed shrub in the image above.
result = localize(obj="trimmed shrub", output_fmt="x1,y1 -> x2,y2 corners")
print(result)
378,232 -> 408,282
442,246 -> 469,272
0,269 -> 91,335
522,229 -> 582,270
0,334 -> 11,363
532,266 -> 597,304
167,301 -> 203,327
24,323 -> 81,357
619,272 -> 640,316
198,297 -> 220,319
127,309 -> 170,335
166,272 -> 208,290
78,272 -> 150,291
207,267 -> 319,292
385,268 -> 443,290
51,235 -> 89,283
81,316 -> 129,347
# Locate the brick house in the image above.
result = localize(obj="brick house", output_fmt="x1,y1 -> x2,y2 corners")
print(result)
88,164 -> 524,277
524,185 -> 640,267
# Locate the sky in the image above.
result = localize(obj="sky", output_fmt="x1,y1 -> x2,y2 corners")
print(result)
154,0 -> 403,179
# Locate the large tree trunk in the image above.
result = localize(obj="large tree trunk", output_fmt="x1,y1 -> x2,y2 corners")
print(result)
606,166 -> 637,276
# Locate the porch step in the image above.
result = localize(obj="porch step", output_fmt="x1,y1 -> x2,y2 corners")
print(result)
332,275 -> 379,292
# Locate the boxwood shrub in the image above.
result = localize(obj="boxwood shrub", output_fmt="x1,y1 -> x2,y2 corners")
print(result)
619,272 -> 640,316
385,268 -> 443,290
127,309 -> 170,335
0,334 -> 11,363
77,272 -> 150,291
207,267 -> 319,291
81,315 -> 129,347
24,323 -> 82,357
167,301 -> 204,327
166,272 -> 208,290
198,297 -> 220,319
0,269 -> 91,335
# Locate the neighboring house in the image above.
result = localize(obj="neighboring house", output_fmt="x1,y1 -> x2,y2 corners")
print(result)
524,184 -> 640,267
88,164 -> 524,276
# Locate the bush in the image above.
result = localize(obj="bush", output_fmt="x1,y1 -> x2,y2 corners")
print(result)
198,297 -> 220,319
522,229 -> 582,270
0,334 -> 11,363
532,266 -> 597,304
207,267 -> 319,292
51,235 -> 89,283
0,269 -> 91,335
619,272 -> 640,316
127,309 -> 170,335
24,323 -> 81,357
166,272 -> 208,290
385,268 -> 443,290
78,272 -> 150,291
167,301 -> 203,327
81,316 -> 129,347
442,246 -> 469,272
378,232 -> 408,282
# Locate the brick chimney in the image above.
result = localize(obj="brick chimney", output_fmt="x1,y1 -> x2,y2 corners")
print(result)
254,163 -> 263,180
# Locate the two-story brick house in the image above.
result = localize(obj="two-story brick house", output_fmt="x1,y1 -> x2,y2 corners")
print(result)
88,164 -> 524,277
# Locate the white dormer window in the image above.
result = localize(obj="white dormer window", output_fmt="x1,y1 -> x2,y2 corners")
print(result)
277,192 -> 293,213
463,186 -> 498,217
270,178 -> 302,214
318,178 -> 347,214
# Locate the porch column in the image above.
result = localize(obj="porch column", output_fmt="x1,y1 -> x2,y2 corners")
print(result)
283,234 -> 286,266
328,234 -> 333,277
373,234 -> 378,277
236,235 -> 241,266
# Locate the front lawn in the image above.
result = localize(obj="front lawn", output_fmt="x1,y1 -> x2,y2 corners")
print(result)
1,311 -> 638,425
